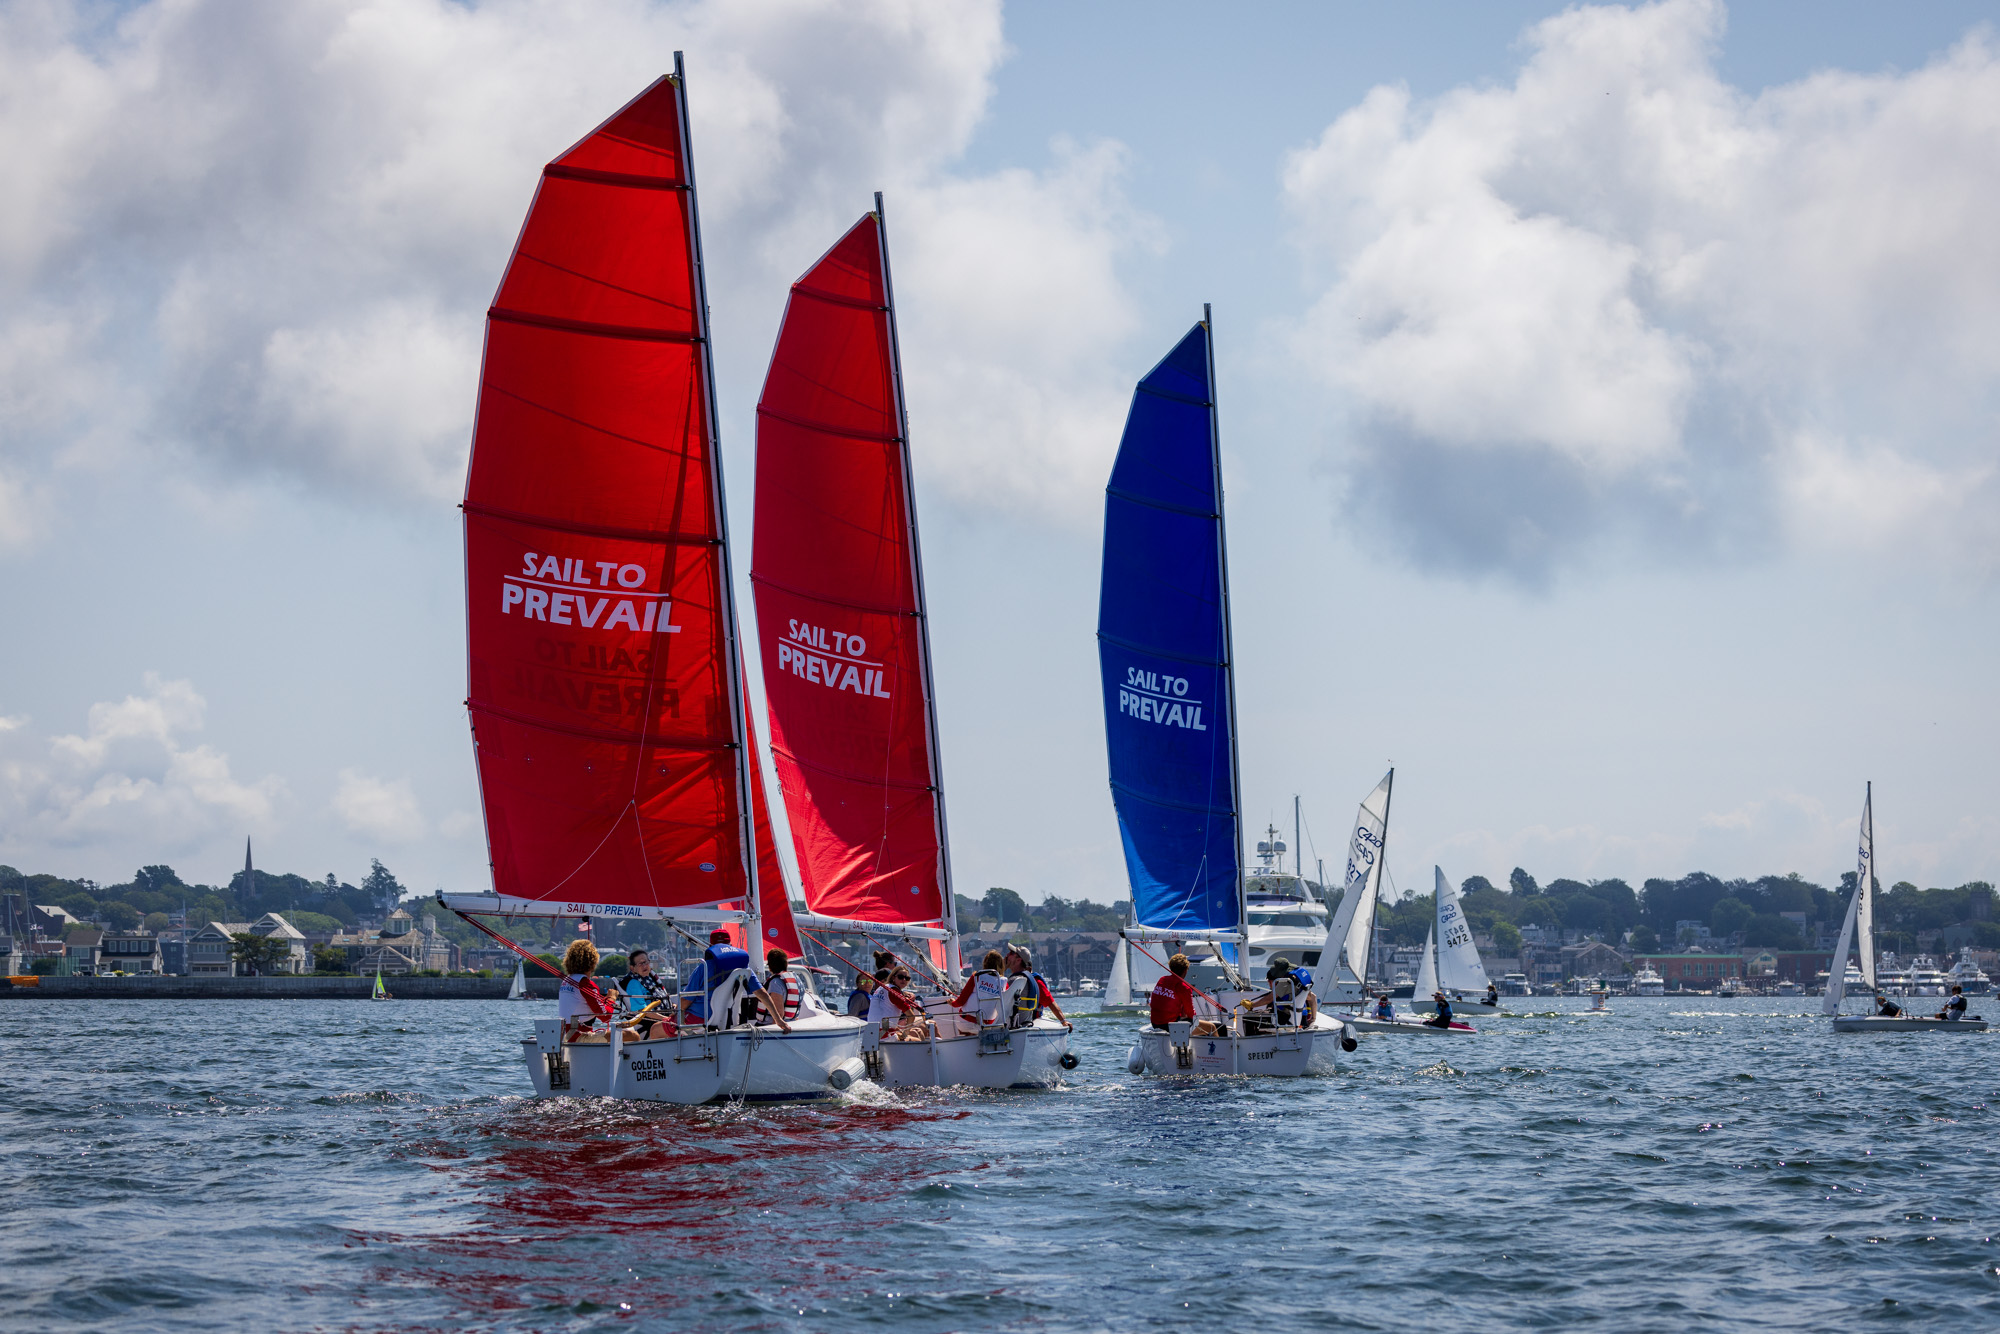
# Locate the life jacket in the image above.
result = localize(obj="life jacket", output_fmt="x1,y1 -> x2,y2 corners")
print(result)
961,969 -> 1008,1026
1005,972 -> 1042,1027
761,970 -> 802,1022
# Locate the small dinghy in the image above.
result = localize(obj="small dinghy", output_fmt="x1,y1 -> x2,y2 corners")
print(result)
369,966 -> 392,1002
444,62 -> 864,1104
1825,784 -> 1988,1034
506,961 -> 529,1001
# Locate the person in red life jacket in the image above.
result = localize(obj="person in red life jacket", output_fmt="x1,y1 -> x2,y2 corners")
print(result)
1003,948 -> 1066,1027
1148,953 -> 1222,1034
557,939 -> 610,1043
760,948 -> 803,1025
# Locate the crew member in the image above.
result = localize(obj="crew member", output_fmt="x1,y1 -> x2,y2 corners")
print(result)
845,970 -> 878,1018
868,966 -> 930,1040
1425,989 -> 1454,1030
1938,985 -> 1968,1021
761,948 -> 803,1025
1373,991 -> 1394,1022
1004,948 -> 1065,1027
951,950 -> 1010,1032
1483,982 -> 1499,1007
558,939 -> 608,1042
1149,953 -> 1222,1036
618,948 -> 672,1040
680,930 -> 790,1032
1875,992 -> 1903,1018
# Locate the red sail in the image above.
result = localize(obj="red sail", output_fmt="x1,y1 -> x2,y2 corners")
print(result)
751,214 -> 947,926
463,75 -> 751,911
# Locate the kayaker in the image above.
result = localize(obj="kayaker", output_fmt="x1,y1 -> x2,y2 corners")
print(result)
1938,985 -> 1968,1021
1425,989 -> 1454,1029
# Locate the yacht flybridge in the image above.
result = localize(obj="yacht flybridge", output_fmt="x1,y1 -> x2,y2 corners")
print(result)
1096,313 -> 1354,1077
444,65 -> 869,1103
1825,785 -> 1986,1033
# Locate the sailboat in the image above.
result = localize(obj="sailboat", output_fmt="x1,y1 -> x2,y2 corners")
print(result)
506,960 -> 528,1000
438,61 -> 866,1104
750,199 -> 1070,1089
1314,771 -> 1391,1009
1827,785 -> 1986,1033
1098,313 -> 1353,1077
370,965 -> 392,1002
1391,869 -> 1486,1033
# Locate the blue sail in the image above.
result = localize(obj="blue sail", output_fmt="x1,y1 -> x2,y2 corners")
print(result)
1096,321 -> 1239,932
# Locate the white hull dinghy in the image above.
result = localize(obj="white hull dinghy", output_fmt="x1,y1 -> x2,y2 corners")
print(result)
748,205 -> 1070,1090
1345,1013 -> 1477,1037
1133,1014 -> 1349,1077
1401,869 -> 1493,1026
1822,785 -> 1986,1033
450,64 -> 866,1106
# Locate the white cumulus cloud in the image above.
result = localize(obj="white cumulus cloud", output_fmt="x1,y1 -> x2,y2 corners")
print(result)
1284,0 -> 2000,582
0,674 -> 283,856
0,0 -> 1153,525
332,769 -> 428,844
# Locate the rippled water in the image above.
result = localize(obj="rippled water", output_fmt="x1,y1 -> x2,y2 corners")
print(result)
3,996 -> 1997,1330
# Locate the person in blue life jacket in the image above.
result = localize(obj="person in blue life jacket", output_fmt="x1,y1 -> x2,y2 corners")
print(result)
1937,985 -> 1968,1021
1002,948 -> 1065,1027
1245,957 -> 1317,1029
1373,991 -> 1394,1022
682,929 -> 791,1032
618,948 -> 672,1039
845,970 -> 878,1018
1424,989 -> 1454,1029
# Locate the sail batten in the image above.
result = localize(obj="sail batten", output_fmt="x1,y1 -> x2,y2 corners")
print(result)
1096,321 -> 1241,934
463,69 -> 755,914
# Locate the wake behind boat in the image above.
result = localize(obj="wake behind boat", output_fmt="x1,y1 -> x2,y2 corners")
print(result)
1097,313 -> 1351,1079
445,63 -> 864,1104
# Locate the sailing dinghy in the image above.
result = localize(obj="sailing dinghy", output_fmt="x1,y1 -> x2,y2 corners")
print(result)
441,61 -> 865,1103
1827,785 -> 1986,1033
751,200 -> 1070,1089
506,960 -> 528,1000
1098,313 -> 1353,1077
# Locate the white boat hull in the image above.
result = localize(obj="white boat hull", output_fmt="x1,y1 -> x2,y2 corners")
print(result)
522,1014 -> 867,1104
872,1018 -> 1070,1089
1346,1014 -> 1477,1036
1134,1017 -> 1344,1076
1831,1014 -> 1988,1033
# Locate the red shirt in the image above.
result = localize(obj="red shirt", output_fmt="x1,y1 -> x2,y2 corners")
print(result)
1150,973 -> 1197,1027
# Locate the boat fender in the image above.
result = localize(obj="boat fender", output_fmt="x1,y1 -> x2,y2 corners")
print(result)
1340,1023 -> 1359,1053
1059,1051 -> 1080,1070
1125,1044 -> 1146,1075
827,1057 -> 869,1092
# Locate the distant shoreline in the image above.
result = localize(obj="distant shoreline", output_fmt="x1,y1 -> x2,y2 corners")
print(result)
1,975 -> 560,1001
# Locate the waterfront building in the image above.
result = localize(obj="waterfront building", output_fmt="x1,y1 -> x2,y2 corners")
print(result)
1630,952 -> 1747,989
249,913 -> 309,974
65,928 -> 104,975
187,922 -> 250,975
98,930 -> 163,975
158,928 -> 190,976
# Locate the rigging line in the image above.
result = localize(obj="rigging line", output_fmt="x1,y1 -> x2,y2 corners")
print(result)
451,909 -> 612,1020
1123,936 -> 1236,1014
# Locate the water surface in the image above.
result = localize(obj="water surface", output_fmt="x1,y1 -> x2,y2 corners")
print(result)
2,996 -> 1996,1330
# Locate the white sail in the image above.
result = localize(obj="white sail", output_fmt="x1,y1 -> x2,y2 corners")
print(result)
1856,784 -> 1876,991
1104,934 -> 1133,1008
1435,866 -> 1491,993
507,960 -> 526,1000
1314,770 -> 1392,1000
1824,783 -> 1876,1015
1413,926 -> 1437,998
1822,871 -> 1861,1015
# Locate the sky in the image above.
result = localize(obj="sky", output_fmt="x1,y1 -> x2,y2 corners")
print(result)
2,0 -> 1997,904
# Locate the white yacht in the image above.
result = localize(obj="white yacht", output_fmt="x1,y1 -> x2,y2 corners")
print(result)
1632,964 -> 1664,997
1242,827 -> 1333,976
1947,949 -> 1992,995
1908,957 -> 1949,996
1497,973 -> 1533,997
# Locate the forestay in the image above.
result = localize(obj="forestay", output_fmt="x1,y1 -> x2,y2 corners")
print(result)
1096,322 -> 1241,934
462,73 -> 757,914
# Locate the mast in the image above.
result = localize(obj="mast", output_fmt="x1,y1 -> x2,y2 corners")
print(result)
675,51 -> 760,950
1204,303 -> 1248,979
1294,796 -> 1302,882
875,190 -> 961,982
